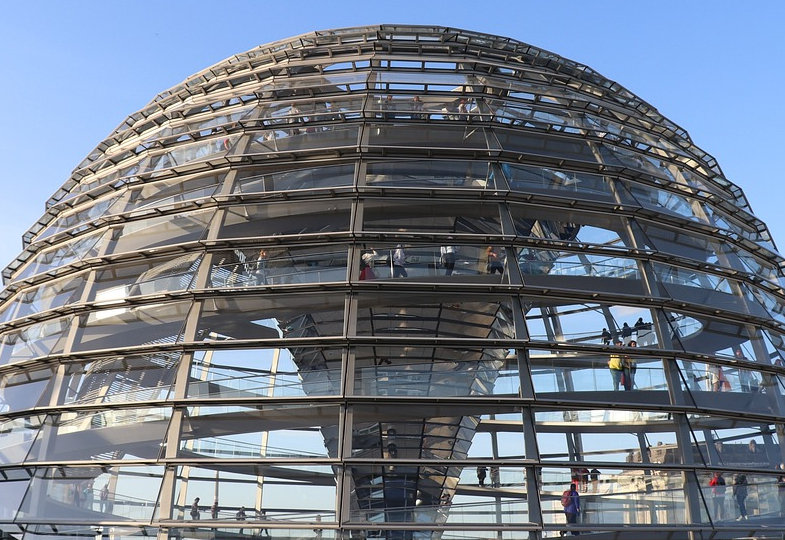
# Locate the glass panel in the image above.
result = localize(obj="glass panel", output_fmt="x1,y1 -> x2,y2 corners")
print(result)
17,465 -> 164,521
357,243 -> 510,282
350,403 -> 525,460
71,301 -> 190,353
244,124 -> 359,155
172,464 -> 335,523
0,317 -> 70,366
508,204 -> 641,250
178,404 -> 336,460
0,367 -> 55,413
624,180 -> 708,223
208,246 -> 347,288
637,219 -> 779,281
653,262 -> 770,319
107,208 -> 214,255
194,293 -> 345,341
59,353 -> 179,406
355,294 -> 514,339
365,160 -> 498,190
254,95 -> 365,130
687,417 -> 782,468
524,300 -> 658,348
535,408 -> 680,464
503,163 -> 614,201
14,229 -> 107,282
518,248 -> 645,297
37,190 -> 126,240
677,359 -> 783,416
346,464 -> 530,526
219,200 -> 352,240
87,253 -> 201,302
187,347 -> 343,399
233,163 -> 355,193
362,199 -> 501,235
367,125 -> 490,151
540,466 -> 695,529
0,415 -> 45,464
11,270 -> 88,321
142,135 -> 239,173
26,407 -> 170,462
698,470 -> 783,522
352,346 -> 519,398
0,468 -> 31,522
665,309 -> 765,357
530,350 -> 669,405
128,172 -> 223,213
495,128 -> 599,163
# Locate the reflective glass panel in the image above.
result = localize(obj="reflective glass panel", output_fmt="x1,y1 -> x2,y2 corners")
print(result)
177,404 -> 337,460
352,346 -> 519,398
219,200 -> 352,240
187,347 -> 343,399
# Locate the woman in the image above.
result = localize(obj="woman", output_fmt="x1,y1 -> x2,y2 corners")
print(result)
732,474 -> 748,521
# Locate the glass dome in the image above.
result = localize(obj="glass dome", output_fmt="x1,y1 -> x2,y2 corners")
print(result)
1,24 -> 784,540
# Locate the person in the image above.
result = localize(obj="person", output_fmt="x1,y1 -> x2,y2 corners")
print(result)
190,497 -> 201,520
634,317 -> 654,346
82,481 -> 94,510
733,474 -> 748,520
392,245 -> 408,278
608,341 -> 624,391
579,468 -> 590,492
485,246 -> 505,274
561,483 -> 581,535
601,328 -> 611,345
707,363 -> 725,392
253,249 -> 268,285
748,440 -> 759,455
709,471 -> 726,520
620,322 -> 633,345
589,468 -> 600,493
314,514 -> 323,540
777,463 -> 785,517
623,340 -> 637,390
99,483 -> 110,513
288,103 -> 303,136
476,466 -> 488,486
235,506 -> 247,534
440,245 -> 456,276
735,349 -> 759,392
489,466 -> 500,488
457,98 -> 469,118
411,96 -> 425,120
359,257 -> 376,280
256,509 -> 270,538
211,499 -> 219,519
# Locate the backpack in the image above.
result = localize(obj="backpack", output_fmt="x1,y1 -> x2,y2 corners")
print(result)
561,490 -> 571,507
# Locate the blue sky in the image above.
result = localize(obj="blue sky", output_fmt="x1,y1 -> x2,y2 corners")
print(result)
1,0 -> 783,273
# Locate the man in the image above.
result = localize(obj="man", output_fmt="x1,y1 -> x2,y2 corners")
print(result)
561,483 -> 581,535
190,497 -> 201,520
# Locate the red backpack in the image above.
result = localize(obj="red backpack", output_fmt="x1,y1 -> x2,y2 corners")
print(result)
561,490 -> 571,507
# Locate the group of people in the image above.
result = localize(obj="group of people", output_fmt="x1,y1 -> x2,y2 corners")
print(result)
601,318 -> 653,346
72,481 -> 112,513
706,349 -> 759,393
359,245 -> 506,279
709,471 -> 752,521
607,340 -> 639,391
476,466 -> 501,487
708,462 -> 785,522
